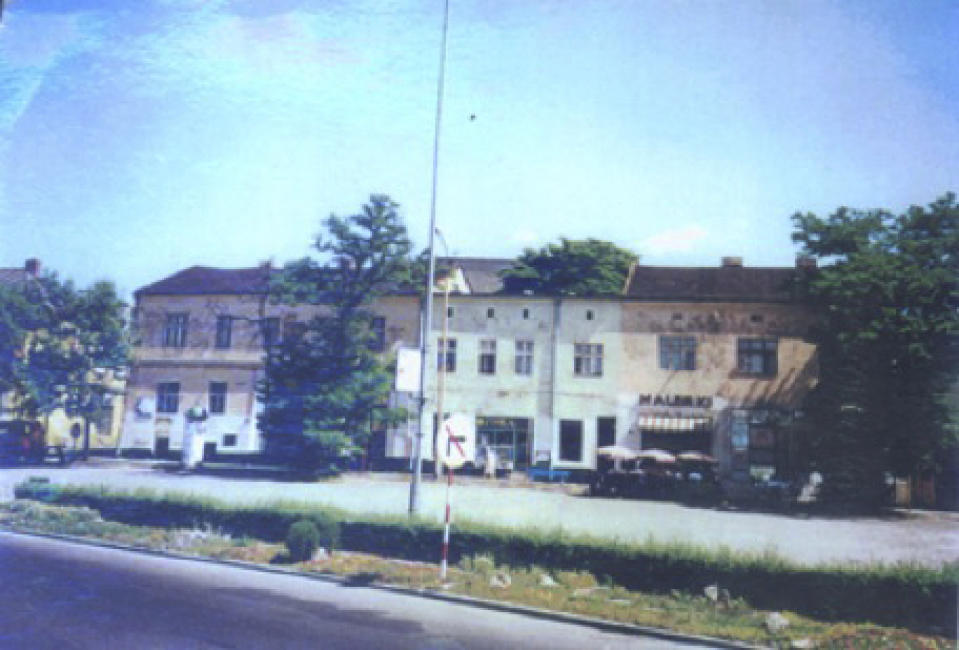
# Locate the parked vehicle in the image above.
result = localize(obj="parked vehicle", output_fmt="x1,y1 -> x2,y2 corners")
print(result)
0,420 -> 70,466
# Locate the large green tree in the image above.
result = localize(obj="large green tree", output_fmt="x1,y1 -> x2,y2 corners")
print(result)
259,195 -> 414,464
500,238 -> 638,296
0,273 -> 128,418
791,193 -> 959,504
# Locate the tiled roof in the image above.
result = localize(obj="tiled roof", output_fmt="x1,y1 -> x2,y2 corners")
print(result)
439,257 -> 514,294
0,268 -> 28,286
625,264 -> 802,302
135,265 -> 271,297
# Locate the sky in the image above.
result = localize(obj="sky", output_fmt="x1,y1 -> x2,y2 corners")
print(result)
0,0 -> 957,297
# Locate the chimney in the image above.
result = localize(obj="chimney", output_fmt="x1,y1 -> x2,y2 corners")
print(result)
796,255 -> 817,270
24,258 -> 41,276
721,256 -> 743,268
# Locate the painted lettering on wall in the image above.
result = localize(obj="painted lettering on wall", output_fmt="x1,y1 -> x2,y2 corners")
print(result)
638,394 -> 713,409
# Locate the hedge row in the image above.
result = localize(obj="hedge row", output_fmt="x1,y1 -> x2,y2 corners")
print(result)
13,481 -> 958,635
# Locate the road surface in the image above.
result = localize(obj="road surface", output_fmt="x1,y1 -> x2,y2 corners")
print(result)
0,531 -> 705,649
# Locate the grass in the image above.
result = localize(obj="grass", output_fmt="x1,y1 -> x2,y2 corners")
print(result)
1,500 -> 953,649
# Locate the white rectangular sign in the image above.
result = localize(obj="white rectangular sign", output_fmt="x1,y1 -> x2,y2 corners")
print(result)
395,346 -> 422,393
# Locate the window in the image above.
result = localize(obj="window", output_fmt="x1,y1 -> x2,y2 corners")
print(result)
659,336 -> 696,371
156,382 -> 180,413
487,307 -> 495,318
283,320 -> 306,342
437,338 -> 456,372
215,315 -> 232,349
162,313 -> 188,347
222,434 -> 237,447
522,308 -> 530,320
573,343 -> 603,377
447,306 -> 454,318
261,317 -> 281,348
737,338 -> 778,375
586,310 -> 594,321
370,317 -> 386,352
559,420 -> 583,462
479,339 -> 496,374
515,340 -> 533,375
597,417 -> 616,448
209,382 -> 227,414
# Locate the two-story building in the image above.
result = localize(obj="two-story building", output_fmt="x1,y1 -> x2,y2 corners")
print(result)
396,256 -> 817,481
119,263 -> 420,457
120,256 -> 817,481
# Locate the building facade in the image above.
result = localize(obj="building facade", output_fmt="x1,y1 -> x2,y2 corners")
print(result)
120,264 -> 420,457
121,256 -> 817,481
395,256 -> 817,481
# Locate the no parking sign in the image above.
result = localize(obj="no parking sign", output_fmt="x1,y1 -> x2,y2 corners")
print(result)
437,413 -> 474,469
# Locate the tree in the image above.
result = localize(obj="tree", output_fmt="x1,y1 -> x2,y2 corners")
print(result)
791,193 -> 959,505
0,273 -> 128,418
259,195 -> 414,465
500,238 -> 638,296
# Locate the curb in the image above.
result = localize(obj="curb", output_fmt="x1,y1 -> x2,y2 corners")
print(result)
0,527 -> 762,649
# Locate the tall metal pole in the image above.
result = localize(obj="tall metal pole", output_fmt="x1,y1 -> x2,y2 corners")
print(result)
410,0 -> 450,516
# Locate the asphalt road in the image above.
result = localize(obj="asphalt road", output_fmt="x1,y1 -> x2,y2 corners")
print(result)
0,531 -> 704,649
2,464 -> 957,567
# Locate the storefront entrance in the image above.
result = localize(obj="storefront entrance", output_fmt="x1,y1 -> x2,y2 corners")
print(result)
475,417 -> 531,470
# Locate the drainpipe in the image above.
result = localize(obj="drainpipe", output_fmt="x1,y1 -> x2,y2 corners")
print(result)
548,298 -> 561,468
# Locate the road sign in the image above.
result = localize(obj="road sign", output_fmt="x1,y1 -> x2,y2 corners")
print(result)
437,413 -> 474,469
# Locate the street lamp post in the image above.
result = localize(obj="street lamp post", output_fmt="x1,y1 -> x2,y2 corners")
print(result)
409,0 -> 450,517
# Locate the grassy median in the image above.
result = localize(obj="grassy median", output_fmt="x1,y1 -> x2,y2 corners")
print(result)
6,481 -> 957,648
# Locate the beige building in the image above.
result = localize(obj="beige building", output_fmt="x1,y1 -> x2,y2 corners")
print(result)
121,256 -> 817,481
401,256 -> 817,481
120,264 -> 420,457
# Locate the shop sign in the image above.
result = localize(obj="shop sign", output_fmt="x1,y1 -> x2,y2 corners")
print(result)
638,394 -> 713,409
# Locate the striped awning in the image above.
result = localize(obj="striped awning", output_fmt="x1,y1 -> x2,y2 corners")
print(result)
637,416 -> 712,431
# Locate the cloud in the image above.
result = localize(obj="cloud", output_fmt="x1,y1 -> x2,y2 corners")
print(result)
641,225 -> 709,254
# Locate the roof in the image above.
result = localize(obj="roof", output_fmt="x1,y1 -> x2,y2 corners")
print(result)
439,257 -> 514,294
624,264 -> 802,302
0,268 -> 28,287
135,265 -> 271,297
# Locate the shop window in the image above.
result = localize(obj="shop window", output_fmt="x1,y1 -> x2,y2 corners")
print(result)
479,339 -> 496,375
437,337 -> 456,372
156,382 -> 180,413
737,338 -> 778,375
559,420 -> 583,461
573,343 -> 603,377
659,336 -> 696,371
215,315 -> 232,349
476,417 -> 531,469
514,340 -> 533,375
597,417 -> 616,448
162,313 -> 188,347
209,381 -> 227,414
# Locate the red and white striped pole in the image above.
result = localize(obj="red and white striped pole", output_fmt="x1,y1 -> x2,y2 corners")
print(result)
440,461 -> 453,579
440,423 -> 465,581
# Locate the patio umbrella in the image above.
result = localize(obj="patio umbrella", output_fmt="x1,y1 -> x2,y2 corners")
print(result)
676,451 -> 717,463
596,445 -> 639,461
636,449 -> 677,463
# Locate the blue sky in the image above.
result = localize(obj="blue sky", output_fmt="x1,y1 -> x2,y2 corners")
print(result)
1,0 -> 957,296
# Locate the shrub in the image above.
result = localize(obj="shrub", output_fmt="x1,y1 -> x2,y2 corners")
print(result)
286,520 -> 320,562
